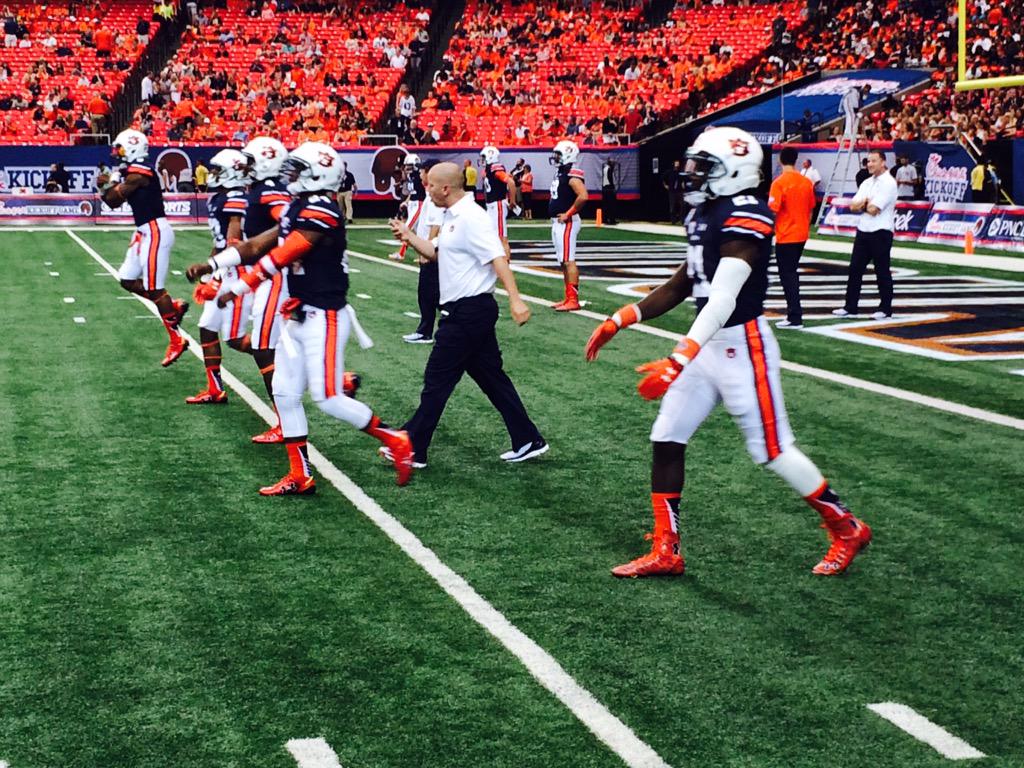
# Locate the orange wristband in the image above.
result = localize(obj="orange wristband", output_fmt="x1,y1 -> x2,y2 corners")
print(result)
611,303 -> 641,328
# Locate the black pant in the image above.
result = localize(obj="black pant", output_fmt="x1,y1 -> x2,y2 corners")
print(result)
602,185 -> 617,223
844,229 -> 894,314
774,241 -> 806,324
668,191 -> 685,224
415,260 -> 440,338
403,293 -> 542,463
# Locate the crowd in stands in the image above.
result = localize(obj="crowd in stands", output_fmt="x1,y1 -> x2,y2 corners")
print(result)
1,0 -> 1023,150
0,0 -> 160,144
405,0 -> 805,146
132,0 -> 432,146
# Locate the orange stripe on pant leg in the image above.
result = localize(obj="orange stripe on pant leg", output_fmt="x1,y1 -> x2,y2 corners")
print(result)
260,274 -> 282,349
147,221 -> 160,290
497,201 -> 504,239
562,218 -> 572,263
745,319 -> 781,460
324,310 -> 338,398
230,289 -> 245,338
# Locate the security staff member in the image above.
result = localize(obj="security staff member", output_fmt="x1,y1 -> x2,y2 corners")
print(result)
833,150 -> 897,320
390,162 -> 547,468
768,147 -> 815,329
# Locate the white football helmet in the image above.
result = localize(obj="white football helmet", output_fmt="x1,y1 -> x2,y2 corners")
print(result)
682,126 -> 763,205
208,148 -> 248,190
479,145 -> 500,166
112,128 -> 148,164
280,142 -> 342,195
404,152 -> 422,170
242,136 -> 287,180
549,140 -> 580,167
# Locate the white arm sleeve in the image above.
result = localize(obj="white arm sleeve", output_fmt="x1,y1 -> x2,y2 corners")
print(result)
684,257 -> 753,349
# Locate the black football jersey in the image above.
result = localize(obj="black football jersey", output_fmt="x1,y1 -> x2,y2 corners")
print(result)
123,162 -> 165,227
483,163 -> 509,203
279,194 -> 348,310
409,172 -> 426,202
548,164 -> 585,217
684,193 -> 775,327
244,178 -> 290,239
207,189 -> 246,249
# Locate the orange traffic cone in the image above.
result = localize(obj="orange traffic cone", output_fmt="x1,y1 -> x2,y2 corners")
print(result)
595,208 -> 603,227
964,229 -> 975,255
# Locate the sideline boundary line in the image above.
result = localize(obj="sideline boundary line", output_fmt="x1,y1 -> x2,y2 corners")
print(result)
346,249 -> 1024,432
66,229 -> 674,768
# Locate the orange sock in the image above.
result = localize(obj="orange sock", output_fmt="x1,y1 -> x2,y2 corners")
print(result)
566,282 -> 579,303
651,492 -> 680,540
205,365 -> 223,393
362,414 -> 399,443
284,437 -> 311,478
160,310 -> 181,340
804,481 -> 852,526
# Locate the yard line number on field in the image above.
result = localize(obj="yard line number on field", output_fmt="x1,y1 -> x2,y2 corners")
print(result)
67,230 -> 673,768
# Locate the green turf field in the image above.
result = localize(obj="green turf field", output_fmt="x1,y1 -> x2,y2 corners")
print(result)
1,225 -> 1021,768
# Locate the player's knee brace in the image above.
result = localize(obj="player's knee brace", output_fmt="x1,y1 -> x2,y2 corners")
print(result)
765,447 -> 823,497
273,392 -> 307,437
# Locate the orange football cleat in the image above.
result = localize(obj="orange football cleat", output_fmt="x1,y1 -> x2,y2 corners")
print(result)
611,534 -> 686,578
812,517 -> 872,575
251,424 -> 284,444
382,430 -> 415,486
161,337 -> 189,367
185,388 -> 227,405
554,299 -> 581,312
259,473 -> 316,496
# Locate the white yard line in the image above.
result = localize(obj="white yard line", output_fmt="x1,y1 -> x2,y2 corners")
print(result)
285,738 -> 344,768
347,249 -> 1024,433
67,229 -> 674,768
867,703 -> 986,760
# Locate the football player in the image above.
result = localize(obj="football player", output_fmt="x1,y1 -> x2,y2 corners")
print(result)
185,148 -> 250,405
548,140 -> 588,311
389,153 -> 426,264
239,136 -> 297,442
585,127 -> 871,577
99,129 -> 189,366
396,158 -> 443,344
479,145 -> 517,259
214,142 -> 414,494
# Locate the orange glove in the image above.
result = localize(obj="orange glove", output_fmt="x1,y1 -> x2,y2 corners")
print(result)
192,278 -> 221,304
635,338 -> 701,400
240,267 -> 264,291
585,303 -> 641,361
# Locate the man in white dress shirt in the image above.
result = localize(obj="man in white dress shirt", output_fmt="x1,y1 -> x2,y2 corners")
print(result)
390,162 -> 547,468
833,150 -> 897,320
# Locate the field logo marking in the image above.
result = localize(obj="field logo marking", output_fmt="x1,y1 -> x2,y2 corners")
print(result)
67,230 -> 674,768
346,248 -> 1024,432
286,738 -> 344,768
867,703 -> 986,760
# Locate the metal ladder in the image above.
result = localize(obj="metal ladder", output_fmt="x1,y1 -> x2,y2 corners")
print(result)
814,118 -> 860,229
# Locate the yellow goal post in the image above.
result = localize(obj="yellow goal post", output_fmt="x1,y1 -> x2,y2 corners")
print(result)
956,0 -> 1024,90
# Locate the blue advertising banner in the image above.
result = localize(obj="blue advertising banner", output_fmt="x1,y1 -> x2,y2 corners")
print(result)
721,70 -> 932,143
0,144 -> 640,198
819,198 -> 933,241
771,141 -> 975,202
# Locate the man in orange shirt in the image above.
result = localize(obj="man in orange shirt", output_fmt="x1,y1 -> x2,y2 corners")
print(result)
768,147 -> 815,329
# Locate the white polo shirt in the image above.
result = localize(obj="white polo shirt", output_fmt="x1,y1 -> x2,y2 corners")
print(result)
852,171 -> 898,232
436,192 -> 506,304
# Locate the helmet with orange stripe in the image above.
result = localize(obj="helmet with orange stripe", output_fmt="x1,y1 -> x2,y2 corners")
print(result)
682,126 -> 763,205
280,142 -> 342,195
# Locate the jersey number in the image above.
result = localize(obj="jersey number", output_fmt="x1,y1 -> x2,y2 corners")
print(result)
686,244 -> 707,283
733,195 -> 759,206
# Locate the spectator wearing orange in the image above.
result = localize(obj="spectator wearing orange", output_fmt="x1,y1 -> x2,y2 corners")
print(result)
87,94 -> 110,134
768,147 -> 816,329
